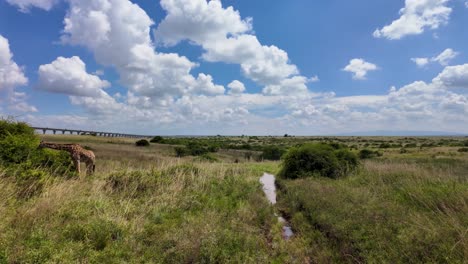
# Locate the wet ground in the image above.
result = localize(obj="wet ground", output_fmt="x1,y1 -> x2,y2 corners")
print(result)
260,173 -> 293,240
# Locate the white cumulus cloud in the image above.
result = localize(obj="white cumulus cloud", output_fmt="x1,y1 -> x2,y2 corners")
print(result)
156,0 -> 252,46
411,48 -> 459,67
432,48 -> 459,66
0,35 -> 36,113
60,0 -> 222,98
432,63 -> 468,88
0,35 -> 28,91
37,56 -> 111,97
343,59 -> 378,80
373,0 -> 452,40
411,57 -> 430,67
154,0 -> 304,93
5,0 -> 59,12
227,80 -> 246,95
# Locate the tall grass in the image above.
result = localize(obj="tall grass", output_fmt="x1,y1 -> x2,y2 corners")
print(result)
278,159 -> 468,263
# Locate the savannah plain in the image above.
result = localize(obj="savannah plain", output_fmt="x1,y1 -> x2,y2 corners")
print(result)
0,121 -> 467,263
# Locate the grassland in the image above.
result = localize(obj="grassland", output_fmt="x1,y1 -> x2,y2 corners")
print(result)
1,134 -> 467,263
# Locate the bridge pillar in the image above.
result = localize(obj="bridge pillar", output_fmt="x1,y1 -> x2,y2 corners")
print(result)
42,129 -> 46,134
62,130 -> 65,134
53,130 -> 56,135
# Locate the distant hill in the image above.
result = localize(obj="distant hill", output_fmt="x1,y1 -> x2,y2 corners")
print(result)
332,130 -> 467,136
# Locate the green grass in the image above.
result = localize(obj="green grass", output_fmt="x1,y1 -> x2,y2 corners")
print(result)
277,159 -> 468,263
1,134 -> 467,263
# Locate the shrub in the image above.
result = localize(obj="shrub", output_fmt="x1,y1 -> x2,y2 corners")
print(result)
0,119 -> 73,173
194,153 -> 219,162
359,149 -> 382,159
174,146 -> 189,157
0,119 -> 38,164
261,145 -> 286,160
150,136 -> 164,143
278,143 -> 359,179
186,142 -> 209,156
379,143 -> 391,149
135,139 -> 150,147
207,144 -> 220,153
458,147 -> 468,153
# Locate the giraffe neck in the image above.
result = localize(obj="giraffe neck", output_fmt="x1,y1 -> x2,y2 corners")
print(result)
40,142 -> 75,152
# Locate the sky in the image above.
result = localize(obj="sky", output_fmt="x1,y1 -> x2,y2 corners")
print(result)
0,0 -> 467,135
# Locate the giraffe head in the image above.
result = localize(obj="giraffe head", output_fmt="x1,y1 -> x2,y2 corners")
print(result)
38,140 -> 46,149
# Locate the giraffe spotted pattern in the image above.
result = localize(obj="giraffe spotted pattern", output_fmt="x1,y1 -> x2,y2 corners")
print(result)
39,141 -> 96,176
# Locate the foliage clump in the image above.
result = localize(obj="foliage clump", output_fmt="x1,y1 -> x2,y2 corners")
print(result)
135,139 -> 150,147
150,136 -> 164,143
0,119 -> 72,172
278,143 -> 358,179
458,147 -> 468,152
261,145 -> 286,160
174,142 -> 219,157
359,149 -> 383,159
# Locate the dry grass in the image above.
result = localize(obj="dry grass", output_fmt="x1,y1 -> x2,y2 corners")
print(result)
1,134 -> 467,263
278,157 -> 468,263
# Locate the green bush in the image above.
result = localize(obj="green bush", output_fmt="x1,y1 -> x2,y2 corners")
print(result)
405,143 -> 418,148
173,142 -> 219,157
150,136 -> 164,143
379,143 -> 391,149
186,142 -> 209,156
174,146 -> 189,157
261,145 -> 286,160
359,149 -> 383,159
278,143 -> 359,179
0,119 -> 73,173
195,153 -> 219,162
0,119 -> 38,164
135,139 -> 150,147
458,147 -> 468,153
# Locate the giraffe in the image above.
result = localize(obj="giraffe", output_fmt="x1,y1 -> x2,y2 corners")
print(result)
39,141 -> 96,176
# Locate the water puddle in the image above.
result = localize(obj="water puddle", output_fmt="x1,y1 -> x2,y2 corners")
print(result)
260,173 -> 294,240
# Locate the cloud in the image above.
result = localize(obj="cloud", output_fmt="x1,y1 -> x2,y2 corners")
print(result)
154,0 -> 304,91
431,48 -> 459,66
411,48 -> 459,67
37,56 -> 110,97
373,0 -> 452,40
308,75 -> 320,82
188,73 -> 225,95
432,63 -> 468,88
7,0 -> 468,134
0,35 -> 36,113
156,0 -> 252,46
9,92 -> 38,112
227,80 -> 245,95
0,35 -> 28,91
5,0 -> 59,12
263,76 -> 309,95
60,0 -> 222,98
343,59 -> 378,80
411,57 -> 430,67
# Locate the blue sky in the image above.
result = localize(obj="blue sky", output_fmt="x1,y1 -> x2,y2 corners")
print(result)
1,0 -> 467,135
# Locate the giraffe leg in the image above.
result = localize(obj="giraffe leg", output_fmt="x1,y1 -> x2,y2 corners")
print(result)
86,162 -> 94,176
73,159 -> 81,176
